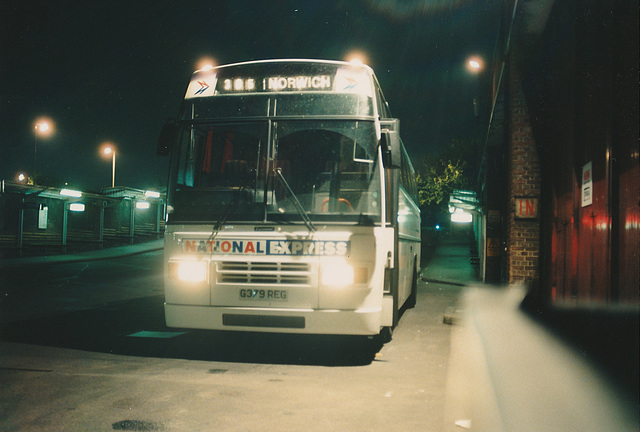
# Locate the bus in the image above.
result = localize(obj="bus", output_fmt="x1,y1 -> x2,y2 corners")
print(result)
157,59 -> 420,341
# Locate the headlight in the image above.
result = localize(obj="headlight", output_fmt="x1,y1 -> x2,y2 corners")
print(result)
321,260 -> 355,287
169,259 -> 208,283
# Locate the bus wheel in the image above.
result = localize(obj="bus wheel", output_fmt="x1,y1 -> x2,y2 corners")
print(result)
379,326 -> 393,343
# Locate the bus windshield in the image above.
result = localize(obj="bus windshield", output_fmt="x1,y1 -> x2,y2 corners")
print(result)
169,119 -> 382,225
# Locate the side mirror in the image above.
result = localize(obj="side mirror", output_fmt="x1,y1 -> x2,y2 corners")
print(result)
157,119 -> 176,156
380,129 -> 401,169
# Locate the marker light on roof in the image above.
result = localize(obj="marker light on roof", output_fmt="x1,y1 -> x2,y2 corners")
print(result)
60,188 -> 82,197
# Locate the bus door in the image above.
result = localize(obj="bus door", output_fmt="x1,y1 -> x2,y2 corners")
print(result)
384,166 -> 400,327
381,124 -> 401,328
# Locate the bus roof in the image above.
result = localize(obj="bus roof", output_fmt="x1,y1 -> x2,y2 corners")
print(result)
185,59 -> 376,99
195,58 -> 374,74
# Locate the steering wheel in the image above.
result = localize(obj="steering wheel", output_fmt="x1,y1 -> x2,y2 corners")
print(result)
321,197 -> 353,212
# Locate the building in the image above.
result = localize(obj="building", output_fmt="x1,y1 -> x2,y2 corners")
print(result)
477,0 -> 638,310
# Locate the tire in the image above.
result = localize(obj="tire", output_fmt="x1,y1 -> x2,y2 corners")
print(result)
379,326 -> 393,343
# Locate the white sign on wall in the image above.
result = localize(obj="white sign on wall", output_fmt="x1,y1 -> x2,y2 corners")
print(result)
38,205 -> 48,229
581,162 -> 593,207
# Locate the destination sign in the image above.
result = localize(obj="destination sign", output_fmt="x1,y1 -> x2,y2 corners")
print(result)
185,65 -> 373,98
219,75 -> 332,93
183,238 -> 349,256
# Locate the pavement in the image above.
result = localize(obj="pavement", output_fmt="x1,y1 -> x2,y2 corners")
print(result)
423,233 -> 638,432
1,233 -> 638,431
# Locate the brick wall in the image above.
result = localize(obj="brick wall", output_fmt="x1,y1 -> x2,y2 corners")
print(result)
507,61 -> 541,285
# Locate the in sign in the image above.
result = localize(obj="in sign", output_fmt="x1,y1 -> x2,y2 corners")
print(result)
515,197 -> 538,219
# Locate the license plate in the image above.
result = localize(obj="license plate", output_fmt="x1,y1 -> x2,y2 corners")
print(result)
239,289 -> 288,301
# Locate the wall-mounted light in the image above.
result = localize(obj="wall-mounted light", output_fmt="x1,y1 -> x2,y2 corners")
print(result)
451,208 -> 472,223
69,203 -> 85,212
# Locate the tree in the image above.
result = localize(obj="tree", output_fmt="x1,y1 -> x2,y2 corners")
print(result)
417,138 -> 480,225
417,158 -> 470,208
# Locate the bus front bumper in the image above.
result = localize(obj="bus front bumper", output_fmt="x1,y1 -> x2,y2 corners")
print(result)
164,303 -> 383,335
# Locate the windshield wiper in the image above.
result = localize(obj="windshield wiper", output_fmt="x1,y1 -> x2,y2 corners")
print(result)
208,186 -> 247,242
273,168 -> 317,233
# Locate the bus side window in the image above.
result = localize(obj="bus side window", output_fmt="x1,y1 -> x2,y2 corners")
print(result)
375,86 -> 391,119
398,144 -> 418,201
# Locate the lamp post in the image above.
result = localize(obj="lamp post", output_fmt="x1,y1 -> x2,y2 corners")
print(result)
465,56 -> 485,118
103,145 -> 116,188
33,118 -> 53,183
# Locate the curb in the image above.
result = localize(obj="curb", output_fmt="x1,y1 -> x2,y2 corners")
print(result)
0,241 -> 164,269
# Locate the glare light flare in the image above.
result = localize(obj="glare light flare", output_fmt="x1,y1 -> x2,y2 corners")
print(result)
36,122 -> 49,133
321,259 -> 355,287
345,50 -> 369,67
175,260 -> 208,283
101,142 -> 117,158
34,117 -> 55,137
451,208 -> 472,223
196,56 -> 217,72
466,56 -> 484,73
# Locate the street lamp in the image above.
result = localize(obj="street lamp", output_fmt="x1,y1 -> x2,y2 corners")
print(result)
465,56 -> 485,118
102,144 -> 116,188
33,117 -> 54,183
465,55 -> 484,74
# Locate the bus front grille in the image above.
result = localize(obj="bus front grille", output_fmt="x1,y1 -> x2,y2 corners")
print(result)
217,261 -> 311,285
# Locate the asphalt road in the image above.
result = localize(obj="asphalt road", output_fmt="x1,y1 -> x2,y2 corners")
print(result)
0,250 -> 463,432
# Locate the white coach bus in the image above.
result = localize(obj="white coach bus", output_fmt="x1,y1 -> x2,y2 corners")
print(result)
157,59 -> 420,341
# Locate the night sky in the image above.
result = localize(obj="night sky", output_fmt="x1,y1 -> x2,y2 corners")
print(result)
0,0 -> 499,192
